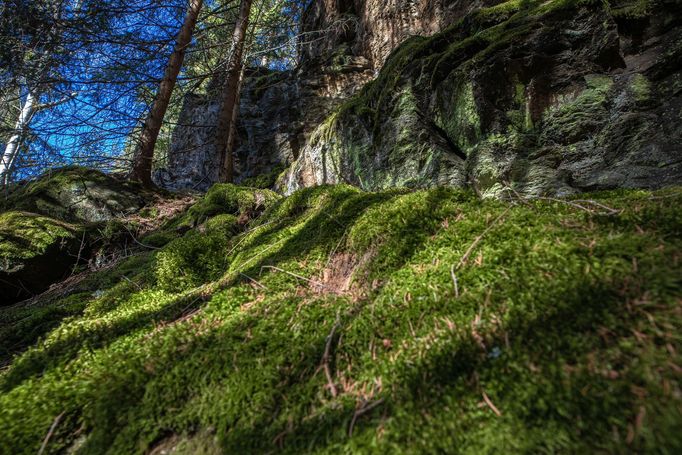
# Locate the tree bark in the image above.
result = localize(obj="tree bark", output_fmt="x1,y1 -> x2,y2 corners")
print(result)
215,0 -> 253,183
131,0 -> 204,188
1,89 -> 37,188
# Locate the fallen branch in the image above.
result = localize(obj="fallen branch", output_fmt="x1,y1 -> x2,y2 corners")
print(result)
38,411 -> 65,455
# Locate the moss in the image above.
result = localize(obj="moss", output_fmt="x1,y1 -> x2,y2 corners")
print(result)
205,214 -> 239,237
154,232 -> 230,293
239,165 -> 286,189
0,211 -> 77,271
251,70 -> 288,99
609,0 -> 651,18
435,76 -> 482,152
0,166 -> 153,223
539,74 -> 614,144
0,185 -> 680,454
140,230 -> 179,248
629,73 -> 653,104
185,184 -> 279,225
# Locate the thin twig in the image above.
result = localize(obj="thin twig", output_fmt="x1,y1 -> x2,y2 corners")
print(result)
348,399 -> 384,437
38,411 -> 65,455
121,274 -> 142,290
454,207 -> 510,271
240,272 -> 268,290
450,264 -> 459,298
321,314 -> 341,397
536,197 -> 620,215
70,231 -> 87,275
482,391 -> 502,417
260,265 -> 327,288
120,222 -> 161,250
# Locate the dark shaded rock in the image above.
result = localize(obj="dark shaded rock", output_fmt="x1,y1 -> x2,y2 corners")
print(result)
0,211 -> 86,304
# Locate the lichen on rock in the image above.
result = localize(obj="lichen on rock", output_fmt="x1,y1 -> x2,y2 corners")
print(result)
280,0 -> 682,196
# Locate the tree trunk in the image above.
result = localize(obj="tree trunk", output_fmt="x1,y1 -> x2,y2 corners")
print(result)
215,0 -> 253,183
1,89 -> 37,188
131,0 -> 204,188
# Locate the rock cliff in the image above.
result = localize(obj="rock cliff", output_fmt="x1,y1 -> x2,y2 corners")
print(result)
157,0 -> 493,190
159,0 -> 681,196
281,0 -> 682,196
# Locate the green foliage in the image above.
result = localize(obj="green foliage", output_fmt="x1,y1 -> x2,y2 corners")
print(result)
0,184 -> 680,454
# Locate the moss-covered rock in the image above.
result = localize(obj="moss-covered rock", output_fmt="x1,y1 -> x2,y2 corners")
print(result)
183,183 -> 279,226
1,167 -> 154,223
0,211 -> 85,304
281,0 -> 682,195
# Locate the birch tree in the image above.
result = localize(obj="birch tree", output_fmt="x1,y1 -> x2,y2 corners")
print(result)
0,88 -> 36,187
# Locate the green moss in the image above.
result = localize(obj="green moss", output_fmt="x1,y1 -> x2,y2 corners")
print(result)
0,185 -> 680,454
539,74 -> 614,144
435,76 -> 482,152
251,70 -> 288,99
154,232 -> 230,293
0,211 -> 77,271
609,0 -> 651,18
629,73 -> 653,104
205,213 -> 239,237
240,165 -> 286,189
0,166 -> 152,223
140,230 -> 179,248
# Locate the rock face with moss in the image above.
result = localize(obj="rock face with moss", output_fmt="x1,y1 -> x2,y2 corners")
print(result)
158,0 -> 494,190
2,167 -> 153,223
0,212 -> 84,304
281,0 -> 682,195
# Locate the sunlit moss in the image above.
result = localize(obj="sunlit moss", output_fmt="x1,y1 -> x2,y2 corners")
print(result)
1,184 -> 680,454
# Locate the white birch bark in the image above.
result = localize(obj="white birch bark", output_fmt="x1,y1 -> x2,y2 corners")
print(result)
1,90 -> 37,187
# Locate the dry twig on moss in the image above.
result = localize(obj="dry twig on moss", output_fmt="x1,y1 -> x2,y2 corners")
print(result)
38,411 -> 65,455
321,314 -> 341,397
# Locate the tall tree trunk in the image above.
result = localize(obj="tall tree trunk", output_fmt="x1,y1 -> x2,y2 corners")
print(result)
215,0 -> 253,183
131,0 -> 204,187
1,89 -> 37,188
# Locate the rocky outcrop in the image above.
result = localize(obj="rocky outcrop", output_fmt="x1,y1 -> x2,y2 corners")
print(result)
0,211 -> 84,304
158,0 -> 491,190
156,59 -> 373,191
2,166 -> 152,223
299,0 -> 505,70
160,0 -> 681,195
0,167 -> 156,304
281,0 -> 682,196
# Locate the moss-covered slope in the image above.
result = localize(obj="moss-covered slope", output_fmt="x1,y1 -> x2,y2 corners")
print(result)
0,183 -> 680,454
